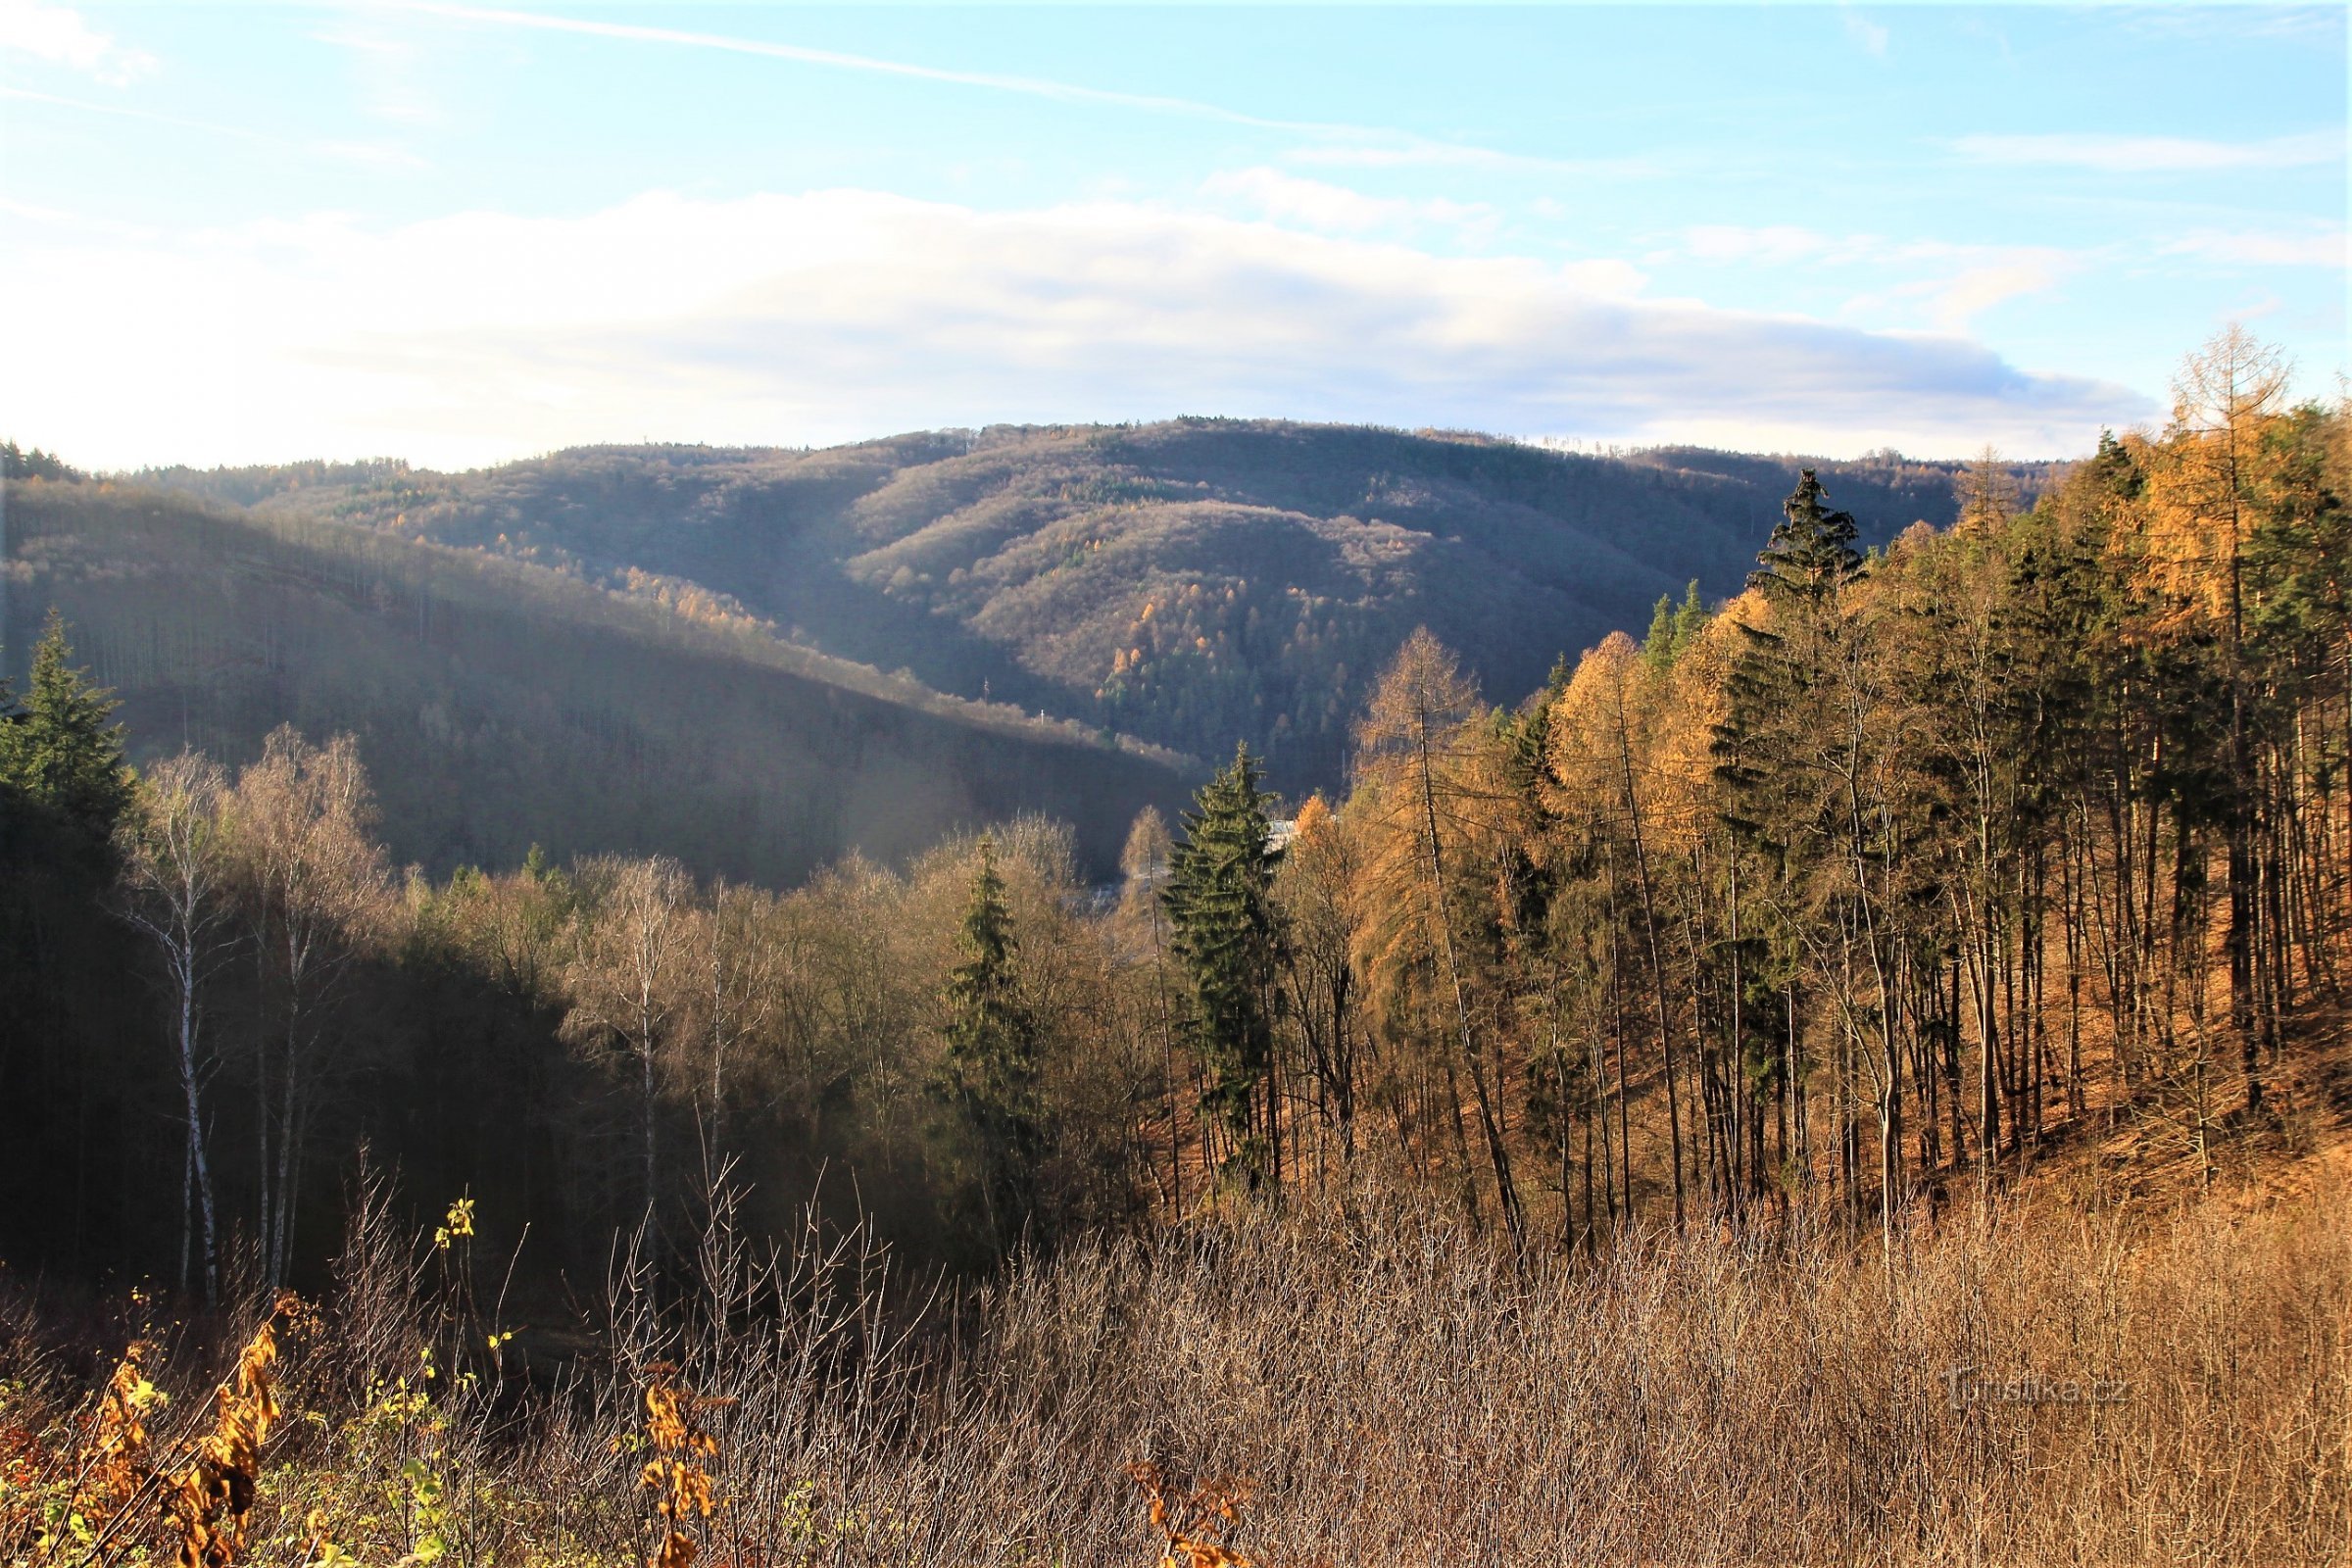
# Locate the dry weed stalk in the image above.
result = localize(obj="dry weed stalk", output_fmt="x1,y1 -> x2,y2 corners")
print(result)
165,1291 -> 301,1568
637,1363 -> 726,1568
1126,1462 -> 1258,1568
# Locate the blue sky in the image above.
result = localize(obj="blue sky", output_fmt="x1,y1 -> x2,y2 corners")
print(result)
2,2 -> 2344,469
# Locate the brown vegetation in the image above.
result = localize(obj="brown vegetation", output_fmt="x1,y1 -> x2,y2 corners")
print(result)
3,1174 -> 2343,1565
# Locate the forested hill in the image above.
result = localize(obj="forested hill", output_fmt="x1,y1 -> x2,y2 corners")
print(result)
153,423 -> 2058,792
1,478 -> 1192,884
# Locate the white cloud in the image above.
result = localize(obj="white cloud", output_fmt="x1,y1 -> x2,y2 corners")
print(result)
0,0 -> 155,85
1557,258 -> 1648,299
0,189 -> 2151,469
1951,129 -> 2344,173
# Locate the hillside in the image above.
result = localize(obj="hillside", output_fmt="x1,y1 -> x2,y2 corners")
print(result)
156,424 -> 2057,791
0,478 -> 1192,884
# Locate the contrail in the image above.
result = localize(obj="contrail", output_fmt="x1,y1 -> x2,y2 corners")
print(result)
385,0 -> 1358,137
374,0 -> 1645,178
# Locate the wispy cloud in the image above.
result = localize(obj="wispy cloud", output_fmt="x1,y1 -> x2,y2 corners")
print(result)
1841,7 -> 1890,60
0,85 -> 430,170
2162,227 -> 2347,268
0,84 -> 275,142
1882,262 -> 2075,335
2108,5 -> 2346,45
1284,141 -> 1655,179
0,188 -> 2150,469
1201,168 -> 1494,237
0,0 -> 155,85
1951,129 -> 2344,173
1682,224 -> 2084,330
0,194 -> 155,241
312,17 -> 442,127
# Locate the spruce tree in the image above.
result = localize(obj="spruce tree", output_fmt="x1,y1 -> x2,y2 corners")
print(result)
0,611 -> 132,850
1752,469 -> 1865,608
1162,743 -> 1281,1183
944,836 -> 1042,1246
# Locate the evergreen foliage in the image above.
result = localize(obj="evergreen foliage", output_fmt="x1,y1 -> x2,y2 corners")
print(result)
0,611 -> 133,851
942,836 -> 1043,1247
1163,743 -> 1284,1181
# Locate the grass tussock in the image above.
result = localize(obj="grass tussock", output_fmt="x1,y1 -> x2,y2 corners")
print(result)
3,1181 -> 2345,1567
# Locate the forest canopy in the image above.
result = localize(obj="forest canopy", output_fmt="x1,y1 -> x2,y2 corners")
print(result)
2,327 -> 2340,1298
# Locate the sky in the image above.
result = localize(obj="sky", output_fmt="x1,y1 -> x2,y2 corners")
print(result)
1,2 -> 2345,470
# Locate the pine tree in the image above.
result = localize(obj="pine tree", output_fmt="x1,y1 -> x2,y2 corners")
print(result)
1163,743 -> 1282,1185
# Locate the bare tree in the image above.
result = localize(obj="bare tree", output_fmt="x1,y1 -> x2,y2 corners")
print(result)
228,727 -> 392,1288
563,856 -> 696,1220
113,752 -> 236,1303
1119,806 -> 1184,1211
685,880 -> 785,1165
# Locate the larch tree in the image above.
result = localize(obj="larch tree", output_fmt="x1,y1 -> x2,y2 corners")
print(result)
1356,630 -> 1525,1250
2148,324 -> 2294,1112
1275,792 -> 1365,1177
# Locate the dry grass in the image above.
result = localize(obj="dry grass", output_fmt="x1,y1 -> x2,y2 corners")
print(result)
4,1175 -> 2346,1567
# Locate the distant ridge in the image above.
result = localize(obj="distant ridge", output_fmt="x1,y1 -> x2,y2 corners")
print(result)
137,420 -> 2055,793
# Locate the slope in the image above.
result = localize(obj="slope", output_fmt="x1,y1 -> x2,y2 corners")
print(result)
1,477 -> 1193,884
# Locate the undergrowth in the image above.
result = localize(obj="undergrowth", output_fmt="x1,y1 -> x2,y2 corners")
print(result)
3,1175 -> 2345,1566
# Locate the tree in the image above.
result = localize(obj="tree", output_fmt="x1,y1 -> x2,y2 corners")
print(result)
1275,793 -> 1365,1178
0,611 -> 133,850
2148,325 -> 2294,1112
1163,743 -> 1283,1188
1548,632 -> 1688,1225
227,727 -> 392,1287
1643,580 -> 1709,672
562,856 -> 695,1223
1356,630 -> 1525,1249
942,836 -> 1043,1250
113,753 -> 236,1303
1119,806 -> 1184,1211
687,880 -> 783,1165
